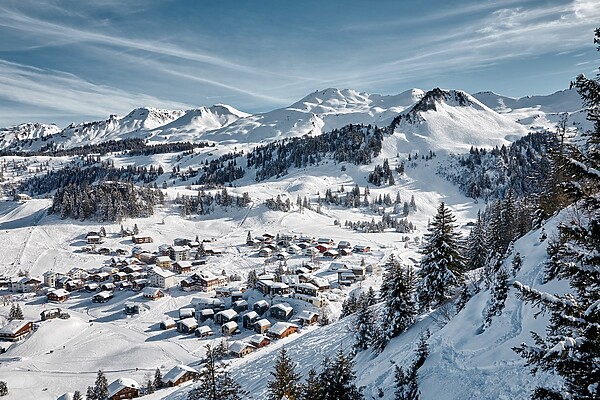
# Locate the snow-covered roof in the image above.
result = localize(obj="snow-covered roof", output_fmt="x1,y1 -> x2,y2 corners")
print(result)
57,393 -> 74,400
233,299 -> 248,306
229,340 -> 254,354
243,311 -> 259,319
156,256 -> 171,263
95,291 -> 113,299
108,378 -> 139,397
272,303 -> 293,313
0,320 -> 31,335
50,289 -> 70,297
271,282 -> 289,289
297,310 -> 319,320
170,245 -> 189,252
163,364 -> 197,383
223,321 -> 238,330
151,267 -> 176,278
255,318 -> 271,327
179,317 -> 198,328
174,260 -> 192,268
217,309 -> 239,319
248,334 -> 269,345
162,318 -> 176,326
143,287 -> 162,296
295,283 -> 318,291
268,322 -> 297,336
197,325 -> 212,334
254,300 -> 269,307
201,308 -> 214,315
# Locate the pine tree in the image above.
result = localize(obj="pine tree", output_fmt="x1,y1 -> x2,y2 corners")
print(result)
317,349 -> 364,400
13,304 -> 24,320
72,391 -> 82,400
511,252 -> 523,277
246,270 -> 258,289
0,381 -> 7,397
365,286 -> 377,307
374,261 -> 417,352
8,304 -> 16,320
267,347 -> 301,400
146,379 -> 155,394
417,202 -> 466,310
394,331 -> 429,400
188,344 -> 246,400
340,294 -> 358,319
484,267 -> 510,328
300,368 -> 321,400
92,370 -> 108,400
353,297 -> 375,352
85,386 -> 94,400
465,210 -> 487,271
153,367 -> 163,389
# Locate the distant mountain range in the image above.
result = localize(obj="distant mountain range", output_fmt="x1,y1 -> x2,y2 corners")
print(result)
0,87 -> 586,153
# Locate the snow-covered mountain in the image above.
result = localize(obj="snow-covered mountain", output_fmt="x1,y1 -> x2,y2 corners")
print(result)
0,122 -> 61,150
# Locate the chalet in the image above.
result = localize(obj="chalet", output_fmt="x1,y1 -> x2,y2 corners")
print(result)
14,193 -> 32,201
182,272 -> 228,292
298,235 -> 314,243
148,267 -> 177,289
173,238 -> 192,247
353,244 -> 371,253
338,269 -> 357,285
287,244 -> 302,255
179,308 -> 195,319
215,309 -> 239,325
242,311 -> 259,329
169,246 -> 190,261
351,265 -> 367,280
8,277 -> 42,293
297,310 -> 319,326
133,279 -> 149,291
136,252 -> 155,264
119,281 -> 133,290
65,279 -> 84,292
294,283 -> 319,297
323,249 -> 339,259
275,251 -> 290,260
304,247 -> 320,257
253,300 -> 269,316
87,235 -> 102,245
67,267 -> 88,280
172,261 -> 192,274
0,320 -> 33,341
231,291 -> 244,302
132,236 -> 153,244
40,308 -> 64,321
100,282 -> 116,292
329,262 -> 347,271
84,282 -> 99,292
191,297 -> 225,312
163,365 -> 198,387
296,242 -> 310,250
232,299 -> 248,313
198,308 -> 214,322
258,248 -> 273,258
282,274 -> 300,286
124,302 -> 142,315
93,291 -> 113,303
160,319 -> 176,330
270,303 -> 293,321
92,272 -> 110,282
123,265 -> 143,274
254,319 -> 271,334
315,244 -> 328,253
229,341 -> 255,358
203,246 -> 222,256
155,256 -> 172,270
337,240 -> 352,249
267,322 -> 298,339
107,378 -> 139,400
195,325 -> 213,338
270,282 -> 290,296
97,247 -> 111,255
248,334 -> 270,348
215,287 -> 232,298
340,248 -> 353,256
142,287 -> 164,300
177,317 -> 198,334
293,293 -> 324,307
112,272 -> 128,282
56,275 -> 73,289
262,233 -> 275,243
47,288 -> 70,303
247,237 -> 262,247
317,238 -> 334,246
221,321 -> 238,336
43,271 -> 58,288
309,277 -> 330,291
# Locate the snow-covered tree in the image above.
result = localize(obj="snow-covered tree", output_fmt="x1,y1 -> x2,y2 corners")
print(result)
187,344 -> 245,400
300,367 -> 321,400
92,370 -> 108,400
465,210 -> 487,271
317,349 -> 364,400
0,381 -> 7,396
267,347 -> 301,400
154,367 -> 163,389
85,386 -> 94,400
353,297 -> 375,352
72,391 -> 82,400
484,267 -> 510,328
146,379 -> 155,395
417,202 -> 465,310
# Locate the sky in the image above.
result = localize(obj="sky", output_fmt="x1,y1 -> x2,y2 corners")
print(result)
0,0 -> 598,127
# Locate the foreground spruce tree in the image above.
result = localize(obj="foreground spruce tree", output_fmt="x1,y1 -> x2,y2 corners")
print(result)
317,349 -> 364,400
301,368 -> 321,400
153,367 -> 163,389
0,381 -> 7,397
72,391 -> 82,400
92,370 -> 108,400
417,202 -> 465,310
188,344 -> 246,400
85,386 -> 94,400
353,296 -> 375,352
513,27 -> 600,400
267,347 -> 301,400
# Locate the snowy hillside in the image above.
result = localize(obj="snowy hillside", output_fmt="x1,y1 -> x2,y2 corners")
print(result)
0,123 -> 61,151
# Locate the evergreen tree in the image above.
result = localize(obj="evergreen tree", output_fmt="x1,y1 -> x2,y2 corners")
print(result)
146,379 -> 155,394
465,210 -> 487,271
14,304 -> 23,320
340,293 -> 358,319
8,304 -> 16,321
72,391 -> 82,400
300,368 -> 321,400
417,202 -> 466,310
394,365 -> 418,400
188,344 -> 246,400
317,349 -> 364,400
0,381 -> 7,397
246,270 -> 258,289
85,386 -> 94,400
511,252 -> 523,277
484,267 -> 510,328
365,286 -> 377,307
353,297 -> 375,352
374,261 -> 417,352
267,347 -> 301,400
153,367 -> 163,389
92,370 -> 108,400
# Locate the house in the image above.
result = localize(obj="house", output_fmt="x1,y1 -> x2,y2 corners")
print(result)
172,261 -> 192,274
57,392 -> 75,400
181,272 -> 228,292
67,267 -> 88,280
40,308 -> 62,321
254,319 -> 271,334
294,283 -> 319,297
267,322 -> 298,339
14,193 -> 32,201
179,308 -> 195,319
47,288 -> 70,303
148,267 -> 177,289
351,265 -> 367,280
132,236 -> 153,244
173,238 -> 192,247
215,309 -> 239,325
353,245 -> 371,253
86,235 -> 102,245
112,272 -> 128,282
92,291 -> 113,303
338,269 -> 357,285
8,277 -> 42,293
100,282 -> 116,292
177,317 -> 198,334
253,300 -> 269,316
231,291 -> 243,302
215,287 -> 232,298
258,248 -> 273,258
198,308 -> 214,322
119,281 -> 133,290
84,282 -> 99,292
298,235 -> 314,243
293,293 -> 324,307
195,325 -> 213,338
248,334 -> 270,349
92,272 -> 110,282
65,279 -> 84,292
136,252 -> 155,264
287,244 -> 302,255
323,249 -> 339,259
155,256 -> 172,270
329,262 -> 347,271
0,320 -> 33,341
337,240 -> 352,249
191,297 -> 225,312
169,245 -> 190,261
309,277 -> 330,291
315,244 -> 328,253
43,271 -> 58,288
163,365 -> 198,387
256,279 -> 273,295
107,378 -> 139,400
297,310 -> 319,326
221,321 -> 238,336
229,341 -> 255,358
242,311 -> 259,329
317,238 -> 334,246
97,247 -> 111,255
142,287 -> 164,300
160,319 -> 176,330
133,279 -> 149,291
124,302 -> 143,315
270,282 -> 290,296
232,299 -> 248,313
270,303 -> 293,321
275,251 -> 290,260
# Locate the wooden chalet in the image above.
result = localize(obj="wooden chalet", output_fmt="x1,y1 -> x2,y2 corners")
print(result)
179,308 -> 195,319
47,288 -> 70,303
177,317 -> 198,334
215,309 -> 239,325
232,299 -> 248,313
297,310 -> 319,326
155,256 -> 172,270
229,341 -> 255,358
191,297 -> 225,312
107,378 -> 139,400
253,300 -> 269,316
160,319 -> 176,330
270,303 -> 293,321
267,322 -> 298,339
294,283 -> 319,297
221,321 -> 238,336
0,320 -> 33,341
195,325 -> 213,338
172,261 -> 192,274
142,287 -> 164,300
163,365 -> 198,387
248,334 -> 270,348
132,236 -> 153,244
92,291 -> 113,303
254,319 -> 271,334
353,244 -> 371,253
198,308 -> 214,322
242,311 -> 259,329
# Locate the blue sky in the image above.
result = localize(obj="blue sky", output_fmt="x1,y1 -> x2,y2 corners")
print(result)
0,0 -> 598,127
